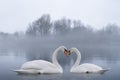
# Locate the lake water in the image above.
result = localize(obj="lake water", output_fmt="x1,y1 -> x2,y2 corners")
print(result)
0,45 -> 120,80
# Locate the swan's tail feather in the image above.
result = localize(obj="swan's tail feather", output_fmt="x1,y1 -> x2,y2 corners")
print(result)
99,68 -> 110,74
13,69 -> 40,74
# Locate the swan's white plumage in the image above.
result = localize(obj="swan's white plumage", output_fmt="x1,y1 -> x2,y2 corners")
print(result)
15,60 -> 61,74
21,60 -> 59,70
71,63 -> 103,73
70,48 -> 109,74
14,46 -> 66,74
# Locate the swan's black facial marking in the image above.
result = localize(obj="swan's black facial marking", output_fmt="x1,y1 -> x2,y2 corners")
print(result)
64,49 -> 71,56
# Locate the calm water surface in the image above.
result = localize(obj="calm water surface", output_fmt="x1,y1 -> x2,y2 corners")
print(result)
0,45 -> 120,80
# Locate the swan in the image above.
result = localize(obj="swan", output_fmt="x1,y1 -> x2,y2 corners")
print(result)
14,46 -> 69,74
67,48 -> 109,74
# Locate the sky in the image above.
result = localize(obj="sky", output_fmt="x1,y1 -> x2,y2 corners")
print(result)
0,0 -> 120,33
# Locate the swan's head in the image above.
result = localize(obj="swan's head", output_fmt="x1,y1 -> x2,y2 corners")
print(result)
64,49 -> 71,56
58,46 -> 70,56
69,48 -> 78,53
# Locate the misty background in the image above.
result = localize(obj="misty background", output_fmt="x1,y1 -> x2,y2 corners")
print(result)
0,14 -> 120,65
0,0 -> 120,33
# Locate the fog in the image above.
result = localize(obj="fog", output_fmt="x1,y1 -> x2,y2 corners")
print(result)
0,14 -> 120,70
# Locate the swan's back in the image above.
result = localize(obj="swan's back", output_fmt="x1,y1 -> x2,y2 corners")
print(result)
72,63 -> 103,73
79,63 -> 102,70
21,60 -> 58,70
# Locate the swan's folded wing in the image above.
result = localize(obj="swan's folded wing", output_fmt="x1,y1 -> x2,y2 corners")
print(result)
21,60 -> 58,70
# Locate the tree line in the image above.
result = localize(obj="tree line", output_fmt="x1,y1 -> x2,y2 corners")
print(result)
0,14 -> 120,38
25,14 -> 120,37
26,14 -> 74,36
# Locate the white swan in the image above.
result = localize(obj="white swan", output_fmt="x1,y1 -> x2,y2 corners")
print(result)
14,46 -> 68,74
68,48 -> 109,74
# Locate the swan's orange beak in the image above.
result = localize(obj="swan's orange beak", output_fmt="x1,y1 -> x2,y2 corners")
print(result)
64,49 -> 71,56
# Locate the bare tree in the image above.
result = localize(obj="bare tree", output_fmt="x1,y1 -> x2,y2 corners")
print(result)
53,18 -> 71,35
26,23 -> 37,36
26,14 -> 52,36
105,24 -> 120,35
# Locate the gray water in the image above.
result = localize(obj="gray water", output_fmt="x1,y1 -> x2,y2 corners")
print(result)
0,43 -> 120,80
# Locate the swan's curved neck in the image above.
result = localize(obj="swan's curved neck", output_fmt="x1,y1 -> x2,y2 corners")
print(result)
72,49 -> 81,68
52,47 -> 63,71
